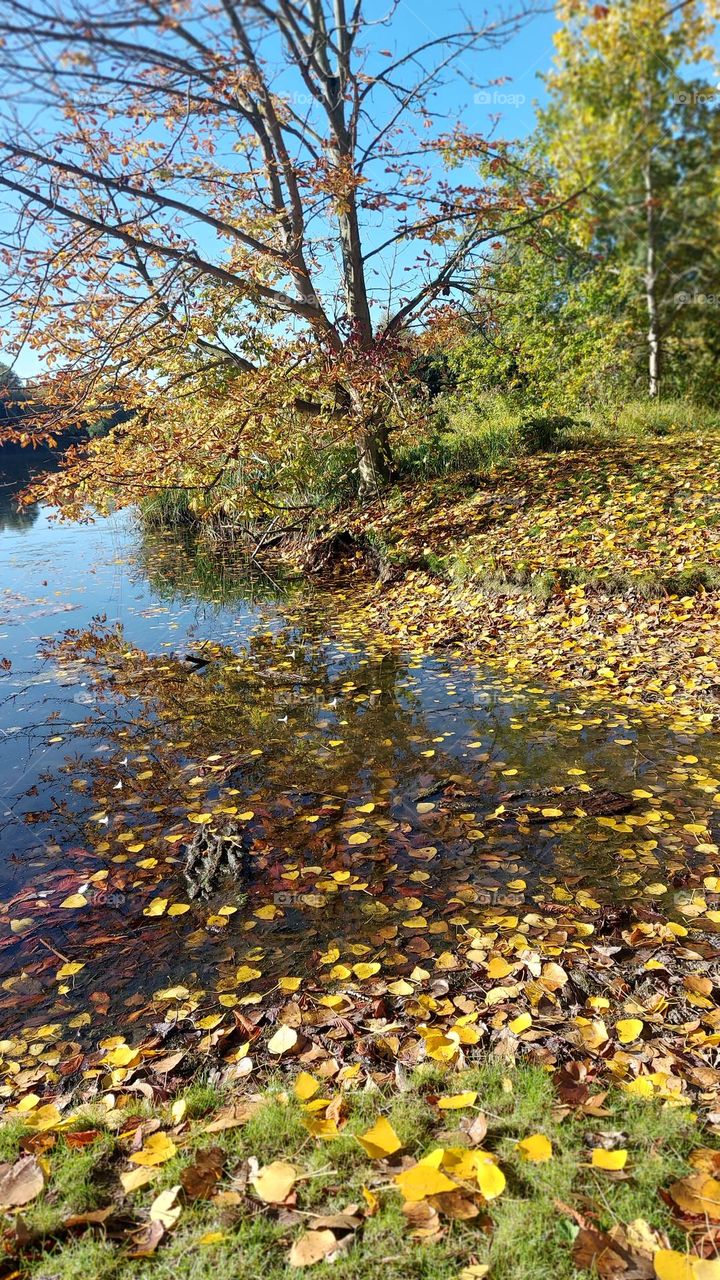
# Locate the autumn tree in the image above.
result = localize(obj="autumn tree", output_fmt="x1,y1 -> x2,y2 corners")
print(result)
0,0 -> 546,513
537,0 -> 719,400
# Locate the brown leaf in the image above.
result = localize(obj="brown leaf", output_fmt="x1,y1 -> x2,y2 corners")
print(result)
0,1155 -> 44,1208
204,1101 -> 260,1132
127,1219 -> 165,1258
180,1146 -> 225,1200
288,1228 -> 338,1267
402,1200 -> 444,1240
668,1174 -> 720,1220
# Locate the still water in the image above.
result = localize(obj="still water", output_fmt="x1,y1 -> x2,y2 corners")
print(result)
0,459 -> 717,1044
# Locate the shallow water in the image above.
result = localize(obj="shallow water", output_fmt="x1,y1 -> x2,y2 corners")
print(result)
0,463 -> 718,1044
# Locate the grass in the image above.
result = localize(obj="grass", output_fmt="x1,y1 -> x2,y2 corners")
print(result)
1,1061 -> 710,1280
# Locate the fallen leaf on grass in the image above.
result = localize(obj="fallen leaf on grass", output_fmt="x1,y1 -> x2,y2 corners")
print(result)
591,1148 -> 628,1171
129,1132 -> 176,1167
252,1160 -> 297,1204
402,1199 -> 444,1239
121,1166 -> 158,1193
516,1134 -> 553,1163
289,1228 -> 338,1267
667,1174 -> 720,1220
0,1155 -> 44,1208
655,1250 -> 720,1280
437,1092 -> 478,1110
203,1101 -> 260,1132
127,1220 -> 165,1258
180,1146 -> 225,1200
357,1116 -> 402,1159
149,1185 -> 182,1229
395,1162 -> 457,1202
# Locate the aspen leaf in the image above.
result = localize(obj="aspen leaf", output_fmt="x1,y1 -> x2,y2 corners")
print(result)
357,1116 -> 402,1158
294,1072 -> 320,1101
394,1163 -> 457,1201
617,1018 -> 644,1043
591,1148 -> 628,1171
252,1160 -> 297,1204
516,1134 -> 553,1163
437,1092 -> 478,1110
268,1025 -> 298,1056
289,1229 -> 337,1268
130,1133 -> 177,1166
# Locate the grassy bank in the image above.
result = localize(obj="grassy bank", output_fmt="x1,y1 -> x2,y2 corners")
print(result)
2,1059 -> 715,1279
314,411 -> 720,727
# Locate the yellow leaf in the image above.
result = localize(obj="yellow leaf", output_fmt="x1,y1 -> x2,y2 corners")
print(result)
348,831 -> 370,845
120,1166 -> 158,1193
516,1134 -> 552,1163
476,1159 -> 506,1200
394,1163 -> 457,1201
130,1133 -> 177,1167
352,962 -> 380,980
509,1013 -> 532,1034
150,1185 -> 181,1228
357,1116 -> 402,1159
267,1026 -> 298,1056
591,1148 -> 628,1171
59,894 -> 87,909
437,1092 -> 478,1111
654,1250 -> 720,1280
362,1185 -> 379,1215
294,1073 -> 320,1101
199,1231 -> 225,1245
143,897 -> 168,917
617,1018 -> 644,1044
486,956 -> 513,980
252,1160 -> 297,1204
171,1099 -> 187,1125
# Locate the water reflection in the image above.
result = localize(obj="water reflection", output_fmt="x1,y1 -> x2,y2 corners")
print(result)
0,446 -> 43,532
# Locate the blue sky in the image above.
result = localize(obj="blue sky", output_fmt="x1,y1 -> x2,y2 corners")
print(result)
381,1 -> 559,136
6,2 -> 560,381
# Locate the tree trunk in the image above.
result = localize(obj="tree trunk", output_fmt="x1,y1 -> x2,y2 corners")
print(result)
644,159 -> 662,398
356,419 -> 392,496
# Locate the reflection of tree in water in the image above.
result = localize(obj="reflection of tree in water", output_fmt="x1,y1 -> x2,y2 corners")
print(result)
0,449 -> 43,532
133,524 -> 290,610
40,615 -> 436,856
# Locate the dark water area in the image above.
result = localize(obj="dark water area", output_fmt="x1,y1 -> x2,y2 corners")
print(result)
0,451 -> 718,1047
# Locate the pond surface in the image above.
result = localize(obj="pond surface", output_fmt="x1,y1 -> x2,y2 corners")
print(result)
0,458 -> 718,1047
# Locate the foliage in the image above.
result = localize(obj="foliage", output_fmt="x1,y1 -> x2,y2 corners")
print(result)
0,0 -> 544,506
0,1064 -> 713,1279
